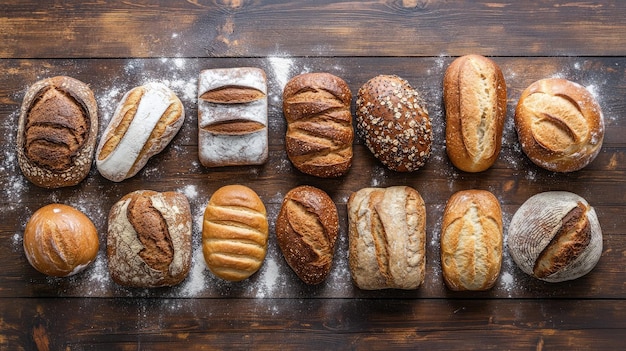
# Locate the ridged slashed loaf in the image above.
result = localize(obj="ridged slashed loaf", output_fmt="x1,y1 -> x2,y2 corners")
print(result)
276,185 -> 339,285
515,78 -> 604,172
107,190 -> 192,287
202,185 -> 268,281
96,82 -> 184,182
283,72 -> 353,177
356,75 -> 432,172
441,190 -> 502,291
444,54 -> 507,172
348,186 -> 426,290
198,67 -> 268,167
17,76 -> 98,188
507,191 -> 602,283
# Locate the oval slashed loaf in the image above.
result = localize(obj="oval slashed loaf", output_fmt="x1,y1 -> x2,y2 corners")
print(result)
283,72 -> 353,178
202,185 -> 268,281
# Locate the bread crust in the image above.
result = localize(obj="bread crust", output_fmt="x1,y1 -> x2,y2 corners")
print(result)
514,78 -> 604,172
17,76 -> 98,188
283,72 -> 353,177
444,55 -> 507,172
440,190 -> 502,291
276,185 -> 339,285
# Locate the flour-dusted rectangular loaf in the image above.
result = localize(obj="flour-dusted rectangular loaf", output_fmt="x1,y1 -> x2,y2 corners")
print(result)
197,67 -> 268,167
96,82 -> 184,182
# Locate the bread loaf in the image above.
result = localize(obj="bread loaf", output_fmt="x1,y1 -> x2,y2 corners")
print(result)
283,72 -> 353,177
440,190 -> 502,291
198,67 -> 268,167
515,78 -> 604,172
348,186 -> 426,290
96,82 -> 184,182
276,185 -> 339,285
507,191 -> 602,282
23,203 -> 99,277
107,190 -> 192,287
17,76 -> 98,188
202,185 -> 268,281
444,55 -> 507,172
355,75 -> 432,172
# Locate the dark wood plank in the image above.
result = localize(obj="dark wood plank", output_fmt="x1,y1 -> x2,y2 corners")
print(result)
1,1 -> 625,58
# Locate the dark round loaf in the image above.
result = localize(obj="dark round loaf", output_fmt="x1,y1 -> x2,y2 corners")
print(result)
355,75 -> 432,172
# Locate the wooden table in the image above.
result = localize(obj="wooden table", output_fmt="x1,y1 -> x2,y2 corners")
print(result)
1,1 -> 625,349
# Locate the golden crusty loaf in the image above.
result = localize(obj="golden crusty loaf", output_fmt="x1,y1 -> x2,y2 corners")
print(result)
441,190 -> 503,291
96,82 -> 184,182
348,186 -> 426,290
515,78 -> 604,172
198,67 -> 268,167
283,72 -> 353,177
17,76 -> 98,188
356,75 -> 432,172
202,185 -> 268,281
23,203 -> 99,277
507,191 -> 602,283
444,55 -> 507,172
276,185 -> 339,285
107,190 -> 192,287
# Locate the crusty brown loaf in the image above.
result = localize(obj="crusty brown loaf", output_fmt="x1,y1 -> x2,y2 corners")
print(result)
440,190 -> 502,291
283,72 -> 353,178
17,76 -> 98,188
507,191 -> 602,283
202,185 -> 268,281
356,75 -> 432,172
514,78 -> 604,172
96,82 -> 184,182
23,203 -> 99,277
444,55 -> 507,172
107,190 -> 192,288
348,186 -> 426,290
276,185 -> 339,285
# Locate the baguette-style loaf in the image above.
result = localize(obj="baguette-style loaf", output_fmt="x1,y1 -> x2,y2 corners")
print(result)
507,191 -> 602,283
283,72 -> 353,178
202,185 -> 268,281
17,76 -> 98,188
355,75 -> 432,172
107,190 -> 192,288
348,186 -> 426,290
96,82 -> 184,182
276,185 -> 339,285
198,67 -> 268,167
444,55 -> 507,172
515,78 -> 604,172
441,190 -> 502,291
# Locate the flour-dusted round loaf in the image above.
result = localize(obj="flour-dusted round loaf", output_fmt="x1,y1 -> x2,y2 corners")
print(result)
23,204 -> 99,277
515,78 -> 604,172
441,190 -> 503,291
356,75 -> 432,172
348,186 -> 426,290
507,191 -> 602,283
17,76 -> 98,188
444,54 -> 507,172
283,72 -> 353,178
202,185 -> 268,281
107,190 -> 192,288
276,185 -> 339,285
96,82 -> 185,182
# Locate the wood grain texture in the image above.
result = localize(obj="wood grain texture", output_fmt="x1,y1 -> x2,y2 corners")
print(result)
0,1 -> 625,349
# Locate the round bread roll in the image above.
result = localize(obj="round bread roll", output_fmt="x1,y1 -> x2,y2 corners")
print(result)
276,185 -> 339,285
507,191 -> 602,283
356,75 -> 432,172
23,204 -> 99,277
515,78 -> 604,172
202,185 -> 268,281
